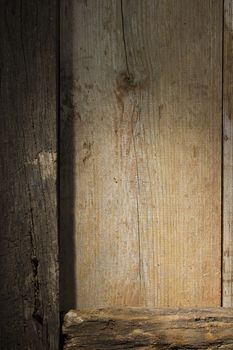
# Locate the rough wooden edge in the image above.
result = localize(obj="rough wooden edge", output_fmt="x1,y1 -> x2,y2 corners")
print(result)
63,308 -> 233,349
223,0 -> 233,307
0,0 -> 59,348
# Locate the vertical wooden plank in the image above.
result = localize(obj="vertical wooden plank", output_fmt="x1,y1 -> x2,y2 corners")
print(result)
60,0 -> 222,309
121,0 -> 222,308
223,0 -> 233,307
0,1 -> 59,348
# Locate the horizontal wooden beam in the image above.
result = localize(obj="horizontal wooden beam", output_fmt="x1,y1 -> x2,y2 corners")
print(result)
63,308 -> 233,349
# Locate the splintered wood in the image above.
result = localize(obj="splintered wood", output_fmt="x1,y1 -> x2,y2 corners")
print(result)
63,308 -> 233,349
60,0 -> 222,310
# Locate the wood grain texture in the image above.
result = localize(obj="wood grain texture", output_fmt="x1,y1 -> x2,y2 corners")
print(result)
0,1 -> 59,348
60,0 -> 222,310
63,307 -> 233,349
223,0 -> 233,307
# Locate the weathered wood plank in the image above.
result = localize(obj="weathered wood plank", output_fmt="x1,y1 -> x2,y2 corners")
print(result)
0,1 -> 59,348
223,0 -> 233,307
60,0 -> 222,310
63,308 -> 233,349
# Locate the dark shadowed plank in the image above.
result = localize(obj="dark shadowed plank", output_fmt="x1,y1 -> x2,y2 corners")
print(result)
63,308 -> 233,349
223,0 -> 233,307
0,0 -> 59,348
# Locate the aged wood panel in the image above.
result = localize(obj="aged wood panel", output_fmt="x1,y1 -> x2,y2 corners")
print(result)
223,0 -> 233,307
0,1 -> 59,348
60,0 -> 222,310
63,308 -> 233,349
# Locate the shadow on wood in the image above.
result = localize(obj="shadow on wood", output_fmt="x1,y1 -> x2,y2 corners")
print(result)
60,0 -> 77,312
